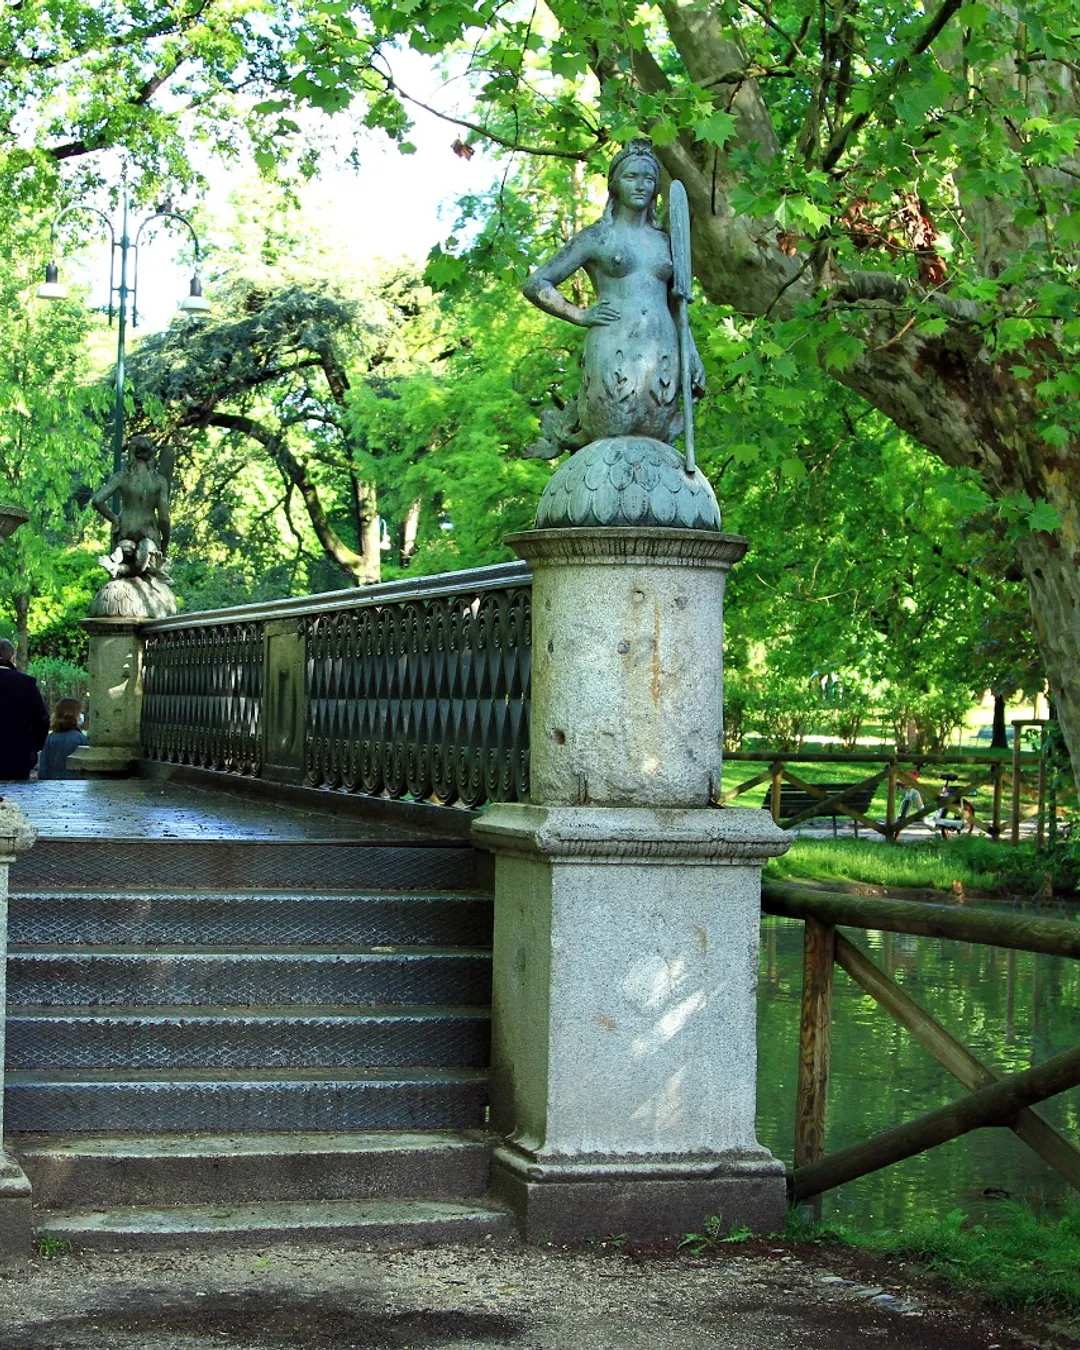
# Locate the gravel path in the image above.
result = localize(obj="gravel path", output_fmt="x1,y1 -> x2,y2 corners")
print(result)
0,1238 -> 1071,1350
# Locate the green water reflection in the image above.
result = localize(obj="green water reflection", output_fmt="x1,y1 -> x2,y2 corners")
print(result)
756,915 -> 1080,1229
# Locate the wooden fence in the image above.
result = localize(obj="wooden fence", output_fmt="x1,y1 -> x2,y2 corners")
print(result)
722,736 -> 1055,844
761,880 -> 1080,1213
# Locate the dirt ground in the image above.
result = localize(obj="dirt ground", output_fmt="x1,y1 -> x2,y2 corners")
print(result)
0,1238 -> 1077,1350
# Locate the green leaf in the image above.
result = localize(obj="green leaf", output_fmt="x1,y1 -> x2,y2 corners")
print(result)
823,333 -> 865,373
936,478 -> 991,516
651,118 -> 679,147
956,3 -> 990,27
1040,424 -> 1070,447
550,48 -> 588,80
1027,501 -> 1062,532
787,196 -> 829,231
1058,214 -> 1080,245
693,110 -> 736,150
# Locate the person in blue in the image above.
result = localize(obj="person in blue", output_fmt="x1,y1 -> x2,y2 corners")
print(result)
37,697 -> 89,780
0,638 -> 49,780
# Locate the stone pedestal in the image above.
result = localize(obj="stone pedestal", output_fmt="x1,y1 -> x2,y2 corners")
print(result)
473,524 -> 790,1243
0,802 -> 36,1256
69,616 -> 148,777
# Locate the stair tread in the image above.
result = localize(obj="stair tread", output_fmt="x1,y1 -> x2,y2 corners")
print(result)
11,945 -> 490,957
9,1004 -> 490,1020
8,1066 -> 487,1084
10,890 -> 489,901
36,1196 -> 512,1237
14,1129 -> 485,1158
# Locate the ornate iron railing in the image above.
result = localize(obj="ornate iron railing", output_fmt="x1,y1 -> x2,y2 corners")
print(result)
141,562 -> 532,809
142,621 -> 265,776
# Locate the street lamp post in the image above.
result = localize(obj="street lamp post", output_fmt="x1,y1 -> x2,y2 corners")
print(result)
37,186 -> 210,478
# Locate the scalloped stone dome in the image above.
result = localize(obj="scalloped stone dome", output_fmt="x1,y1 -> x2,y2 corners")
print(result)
535,436 -> 721,531
90,576 -> 178,619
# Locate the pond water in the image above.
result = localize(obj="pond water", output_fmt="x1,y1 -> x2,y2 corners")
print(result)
755,910 -> 1080,1230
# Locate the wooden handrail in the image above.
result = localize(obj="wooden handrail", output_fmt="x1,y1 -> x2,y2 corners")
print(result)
834,935 -> 1080,1191
791,1045 -> 1080,1202
762,880 -> 1080,959
726,751 -> 1037,765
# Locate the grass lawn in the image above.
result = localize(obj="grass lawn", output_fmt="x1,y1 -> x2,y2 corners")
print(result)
762,835 -> 1066,895
786,1203 -> 1080,1315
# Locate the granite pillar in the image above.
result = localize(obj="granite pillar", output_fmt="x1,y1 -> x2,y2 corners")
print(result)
473,526 -> 790,1243
68,616 -> 148,777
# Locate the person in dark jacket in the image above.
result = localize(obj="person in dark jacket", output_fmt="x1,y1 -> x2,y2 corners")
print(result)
37,697 -> 89,780
0,638 -> 50,779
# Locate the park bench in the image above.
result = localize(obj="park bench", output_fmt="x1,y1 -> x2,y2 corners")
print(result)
762,781 -> 877,836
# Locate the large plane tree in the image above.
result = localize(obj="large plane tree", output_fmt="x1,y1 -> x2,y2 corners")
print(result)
348,0 -> 1080,777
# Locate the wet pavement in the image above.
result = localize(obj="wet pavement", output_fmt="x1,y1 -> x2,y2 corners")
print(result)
0,780 -> 417,842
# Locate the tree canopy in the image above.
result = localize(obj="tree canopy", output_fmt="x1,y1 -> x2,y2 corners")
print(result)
2,0 -> 1073,765
348,0 -> 1080,774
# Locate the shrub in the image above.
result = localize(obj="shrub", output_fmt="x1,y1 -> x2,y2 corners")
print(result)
28,656 -> 89,710
745,680 -> 820,752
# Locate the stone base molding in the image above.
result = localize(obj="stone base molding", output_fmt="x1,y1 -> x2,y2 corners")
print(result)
474,803 -> 790,1243
490,1144 -> 786,1245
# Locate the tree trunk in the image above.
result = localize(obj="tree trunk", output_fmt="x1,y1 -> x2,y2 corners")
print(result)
206,414 -> 372,586
991,695 -> 1008,752
401,497 -> 422,565
1017,527 -> 1080,778
795,321 -> 1080,788
355,479 -> 382,586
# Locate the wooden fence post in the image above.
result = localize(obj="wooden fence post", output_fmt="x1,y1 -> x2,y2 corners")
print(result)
1037,729 -> 1048,851
885,761 -> 897,841
794,917 -> 835,1221
991,759 -> 1003,840
1011,725 -> 1023,846
770,761 -> 783,826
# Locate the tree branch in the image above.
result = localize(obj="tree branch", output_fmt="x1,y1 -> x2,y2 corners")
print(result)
0,0 -> 215,74
822,0 -> 964,170
204,412 -> 364,582
385,76 -> 593,160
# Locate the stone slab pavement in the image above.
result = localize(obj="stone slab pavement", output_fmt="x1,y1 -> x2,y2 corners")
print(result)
0,1239 -> 1072,1350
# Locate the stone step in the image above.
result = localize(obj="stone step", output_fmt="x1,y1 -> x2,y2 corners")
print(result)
30,1196 -> 513,1251
7,1006 -> 491,1070
10,838 -> 483,894
5,1068 -> 488,1133
14,1130 -> 492,1209
7,892 -> 493,948
7,946 -> 492,1007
